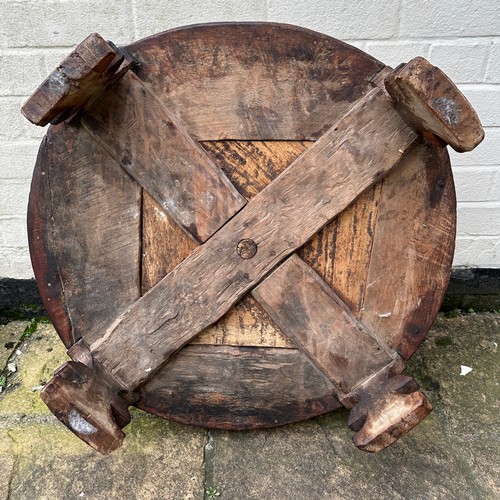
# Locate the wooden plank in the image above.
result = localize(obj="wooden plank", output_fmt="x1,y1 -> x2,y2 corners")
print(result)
142,141 -> 311,347
142,190 -> 291,348
126,23 -> 385,141
28,130 -> 73,346
89,88 -> 418,390
81,71 -> 246,242
361,142 -> 456,359
200,140 -> 314,199
252,255 -> 393,394
21,33 -> 132,126
28,123 -> 142,347
141,192 -> 198,294
191,295 -> 292,348
136,345 -> 342,429
298,184 -> 381,316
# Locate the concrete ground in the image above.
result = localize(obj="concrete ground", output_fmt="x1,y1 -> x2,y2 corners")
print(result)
0,312 -> 498,500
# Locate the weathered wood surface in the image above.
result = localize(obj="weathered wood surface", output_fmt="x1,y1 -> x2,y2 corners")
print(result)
41,360 -> 132,454
137,345 -> 342,429
253,254 -> 393,394
82,71 -> 245,242
298,184 -> 381,315
28,124 -> 142,347
143,191 -> 291,347
126,23 -> 385,141
200,140 -> 314,199
347,374 -> 432,452
385,57 -> 484,152
361,142 -> 456,359
25,24 -> 478,446
141,140 -> 311,347
89,88 -> 417,390
22,33 -> 134,127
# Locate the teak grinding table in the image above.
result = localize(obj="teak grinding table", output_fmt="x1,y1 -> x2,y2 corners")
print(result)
21,23 -> 484,454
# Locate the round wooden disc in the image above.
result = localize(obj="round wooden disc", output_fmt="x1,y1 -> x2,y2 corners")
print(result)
28,23 -> 456,429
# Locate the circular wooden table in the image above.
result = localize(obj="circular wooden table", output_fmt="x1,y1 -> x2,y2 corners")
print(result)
23,23 -> 482,453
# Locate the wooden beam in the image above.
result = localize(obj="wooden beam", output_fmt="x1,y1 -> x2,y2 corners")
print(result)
252,254 -> 394,394
89,87 -> 417,390
81,71 -> 246,242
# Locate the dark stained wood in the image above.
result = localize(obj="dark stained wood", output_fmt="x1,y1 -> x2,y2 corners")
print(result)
28,130 -> 73,346
126,23 -> 385,141
41,360 -> 131,454
252,254 -> 393,394
385,57 -> 484,152
82,71 -> 246,242
28,124 -> 142,347
89,88 -> 417,390
21,33 -> 134,127
361,142 -> 456,359
137,345 -> 342,429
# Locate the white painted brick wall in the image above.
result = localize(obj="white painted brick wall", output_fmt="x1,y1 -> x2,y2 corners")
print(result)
1,0 -> 499,278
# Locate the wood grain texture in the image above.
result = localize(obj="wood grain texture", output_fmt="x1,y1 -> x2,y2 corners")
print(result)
200,140 -> 314,198
21,33 -> 133,127
141,192 -> 198,294
126,23 -> 385,141
142,139 -> 377,350
361,142 -> 456,359
141,140 -> 311,347
136,345 -> 342,429
142,190 -> 291,348
253,254 -> 393,394
90,88 -> 417,390
298,184 -> 381,316
385,57 -> 484,152
28,124 -> 142,347
195,141 -> 313,347
82,71 -> 246,242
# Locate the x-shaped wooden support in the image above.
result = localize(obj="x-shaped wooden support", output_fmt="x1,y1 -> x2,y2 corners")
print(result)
23,34 -> 484,454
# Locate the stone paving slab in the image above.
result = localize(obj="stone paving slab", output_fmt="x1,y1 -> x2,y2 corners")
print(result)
0,313 -> 498,499
208,413 -> 476,500
0,321 -> 28,371
0,322 -> 206,500
409,313 -> 499,440
2,418 -> 206,500
209,313 -> 499,500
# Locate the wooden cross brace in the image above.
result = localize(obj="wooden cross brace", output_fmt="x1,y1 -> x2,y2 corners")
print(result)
22,33 -> 484,454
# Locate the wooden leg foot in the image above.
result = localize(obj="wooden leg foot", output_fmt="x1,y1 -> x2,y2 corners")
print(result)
41,361 -> 131,454
347,375 -> 432,452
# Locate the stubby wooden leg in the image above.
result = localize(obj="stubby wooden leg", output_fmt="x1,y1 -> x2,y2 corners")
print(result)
346,375 -> 432,452
41,361 -> 131,454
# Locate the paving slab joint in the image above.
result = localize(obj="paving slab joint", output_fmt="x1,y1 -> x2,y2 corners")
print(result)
203,429 -> 216,500
5,429 -> 17,500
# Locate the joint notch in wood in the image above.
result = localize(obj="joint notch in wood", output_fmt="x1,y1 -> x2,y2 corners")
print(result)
21,33 -> 136,127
